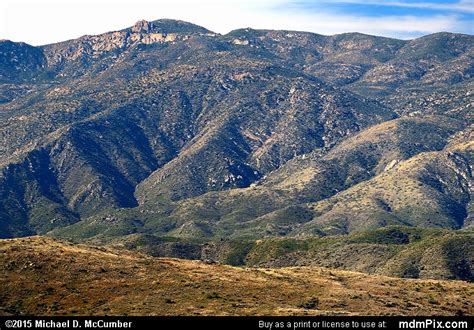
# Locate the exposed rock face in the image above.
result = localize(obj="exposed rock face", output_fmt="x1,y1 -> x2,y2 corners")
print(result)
0,19 -> 472,241
39,19 -> 210,73
131,19 -> 153,33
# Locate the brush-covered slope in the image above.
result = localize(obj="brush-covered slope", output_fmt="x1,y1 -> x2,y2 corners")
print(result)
223,29 -> 474,105
0,40 -> 46,83
0,60 -> 393,238
223,29 -> 406,86
53,225 -> 474,281
1,236 -> 472,316
0,40 -> 47,104
51,117 -> 471,241
352,33 -> 474,93
294,137 -> 473,236
239,227 -> 474,282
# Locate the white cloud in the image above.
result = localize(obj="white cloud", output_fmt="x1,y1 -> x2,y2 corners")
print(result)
316,0 -> 474,13
0,0 -> 471,45
216,10 -> 471,38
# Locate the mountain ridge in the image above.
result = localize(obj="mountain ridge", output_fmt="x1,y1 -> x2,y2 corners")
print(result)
0,19 -> 472,259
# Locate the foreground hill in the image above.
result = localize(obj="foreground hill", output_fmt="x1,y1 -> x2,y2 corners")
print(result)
0,236 -> 472,316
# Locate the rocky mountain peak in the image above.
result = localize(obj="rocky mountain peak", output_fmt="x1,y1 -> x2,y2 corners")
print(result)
131,19 -> 153,33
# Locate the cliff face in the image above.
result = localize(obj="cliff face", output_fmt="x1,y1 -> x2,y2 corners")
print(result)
41,19 -> 212,70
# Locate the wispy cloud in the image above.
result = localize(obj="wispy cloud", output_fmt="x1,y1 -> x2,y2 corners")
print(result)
265,0 -> 473,38
316,0 -> 474,13
224,11 -> 471,39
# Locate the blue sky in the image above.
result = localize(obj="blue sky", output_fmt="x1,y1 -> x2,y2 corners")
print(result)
285,0 -> 472,17
0,0 -> 473,45
268,0 -> 473,38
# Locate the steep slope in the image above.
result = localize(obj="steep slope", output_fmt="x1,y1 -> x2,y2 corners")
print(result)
1,236 -> 472,316
294,137 -> 472,236
0,40 -> 47,104
379,80 -> 474,120
164,117 -> 470,238
223,29 -> 407,86
134,66 -> 393,202
50,117 -> 470,241
350,32 -> 474,95
0,62 -> 393,237
0,40 -> 46,83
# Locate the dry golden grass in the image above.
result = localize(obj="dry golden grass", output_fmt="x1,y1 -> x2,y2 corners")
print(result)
0,236 -> 472,316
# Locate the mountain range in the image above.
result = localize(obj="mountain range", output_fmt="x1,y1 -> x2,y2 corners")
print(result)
0,19 -> 472,281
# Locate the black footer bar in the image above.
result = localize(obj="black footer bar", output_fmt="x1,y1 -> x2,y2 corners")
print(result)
0,316 -> 472,330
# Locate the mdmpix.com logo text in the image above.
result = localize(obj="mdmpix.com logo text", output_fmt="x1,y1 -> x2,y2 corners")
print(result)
399,319 -> 469,329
